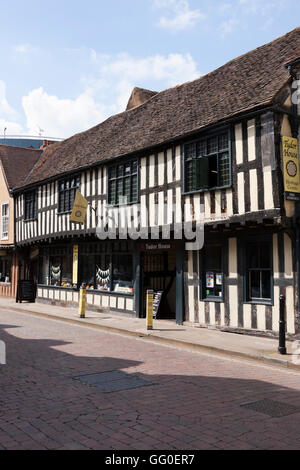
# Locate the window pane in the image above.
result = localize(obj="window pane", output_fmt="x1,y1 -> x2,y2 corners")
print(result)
116,179 -> 123,204
219,133 -> 229,151
250,270 -> 260,299
112,254 -> 133,293
124,177 -> 131,204
96,256 -> 110,291
197,140 -> 206,157
108,180 -> 116,205
81,255 -> 96,289
131,174 -> 138,202
208,136 -> 218,154
219,152 -> 230,187
185,142 -> 197,161
50,257 -> 61,286
262,270 -> 271,299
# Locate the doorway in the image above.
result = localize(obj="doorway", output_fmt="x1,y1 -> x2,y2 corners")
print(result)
142,249 -> 176,320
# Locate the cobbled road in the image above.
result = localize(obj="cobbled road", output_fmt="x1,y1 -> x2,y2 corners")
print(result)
0,308 -> 300,450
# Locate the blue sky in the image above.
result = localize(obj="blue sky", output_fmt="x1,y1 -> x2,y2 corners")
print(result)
0,0 -> 298,138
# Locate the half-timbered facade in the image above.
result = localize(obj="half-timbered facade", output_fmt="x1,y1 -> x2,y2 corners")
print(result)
13,28 -> 300,338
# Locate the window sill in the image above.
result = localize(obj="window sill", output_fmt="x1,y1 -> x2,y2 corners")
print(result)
0,282 -> 11,286
106,201 -> 139,208
202,298 -> 224,303
24,218 -> 37,223
183,184 -> 232,196
244,300 -> 273,306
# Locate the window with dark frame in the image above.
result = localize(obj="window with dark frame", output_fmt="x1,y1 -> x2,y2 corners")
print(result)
202,245 -> 224,300
108,160 -> 138,205
184,131 -> 231,193
24,190 -> 37,221
246,242 -> 272,302
58,176 -> 80,214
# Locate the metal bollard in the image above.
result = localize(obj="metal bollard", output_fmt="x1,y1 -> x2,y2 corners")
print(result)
146,290 -> 154,331
278,294 -> 287,355
79,283 -> 87,318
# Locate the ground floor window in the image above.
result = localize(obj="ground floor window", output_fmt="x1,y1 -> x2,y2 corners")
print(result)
0,255 -> 12,283
245,241 -> 272,302
38,242 -> 135,294
80,242 -> 134,294
38,246 -> 73,288
201,244 -> 224,300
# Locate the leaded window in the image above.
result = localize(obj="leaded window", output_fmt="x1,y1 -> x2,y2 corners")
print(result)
58,176 -> 80,214
184,131 -> 231,193
108,160 -> 138,205
24,190 -> 37,221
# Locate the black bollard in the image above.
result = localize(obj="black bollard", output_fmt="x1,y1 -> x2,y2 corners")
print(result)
278,294 -> 287,355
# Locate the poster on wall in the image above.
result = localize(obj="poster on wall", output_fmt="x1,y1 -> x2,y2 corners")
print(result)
206,272 -> 214,289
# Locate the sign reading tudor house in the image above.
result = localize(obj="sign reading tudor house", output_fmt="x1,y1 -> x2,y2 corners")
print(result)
282,136 -> 300,201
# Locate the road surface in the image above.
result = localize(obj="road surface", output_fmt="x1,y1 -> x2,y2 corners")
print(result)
0,308 -> 300,450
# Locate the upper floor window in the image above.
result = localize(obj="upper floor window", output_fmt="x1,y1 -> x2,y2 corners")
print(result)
58,176 -> 80,214
24,190 -> 37,221
1,203 -> 9,240
108,160 -> 138,205
184,131 -> 231,193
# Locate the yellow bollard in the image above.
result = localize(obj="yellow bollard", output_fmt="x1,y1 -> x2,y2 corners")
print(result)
79,284 -> 87,318
146,290 -> 154,331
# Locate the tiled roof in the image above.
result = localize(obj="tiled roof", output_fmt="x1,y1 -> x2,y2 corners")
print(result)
22,27 -> 300,188
0,145 -> 41,190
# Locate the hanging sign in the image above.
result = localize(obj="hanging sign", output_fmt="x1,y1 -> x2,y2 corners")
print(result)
282,136 -> 300,201
70,190 -> 89,224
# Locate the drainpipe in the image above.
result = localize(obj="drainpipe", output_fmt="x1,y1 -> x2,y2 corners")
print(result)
288,65 -> 300,320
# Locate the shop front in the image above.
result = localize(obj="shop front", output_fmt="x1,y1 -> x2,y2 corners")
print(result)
0,247 -> 18,298
36,239 -> 137,314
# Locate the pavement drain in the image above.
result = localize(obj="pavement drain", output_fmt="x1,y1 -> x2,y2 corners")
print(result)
240,398 -> 300,418
74,370 -> 153,393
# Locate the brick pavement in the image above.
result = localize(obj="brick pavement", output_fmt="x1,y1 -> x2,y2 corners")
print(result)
0,308 -> 300,450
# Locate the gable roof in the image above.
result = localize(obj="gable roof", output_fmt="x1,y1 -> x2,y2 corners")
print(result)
21,27 -> 300,188
0,145 -> 42,191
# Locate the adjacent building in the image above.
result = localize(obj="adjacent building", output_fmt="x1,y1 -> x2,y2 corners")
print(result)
0,145 -> 41,297
11,28 -> 300,338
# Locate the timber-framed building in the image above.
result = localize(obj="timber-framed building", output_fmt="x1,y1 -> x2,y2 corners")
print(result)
13,28 -> 300,338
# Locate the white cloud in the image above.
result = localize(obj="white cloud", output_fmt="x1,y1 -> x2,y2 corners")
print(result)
22,88 -> 105,138
219,0 -> 290,37
13,43 -> 39,54
154,0 -> 205,31
1,51 -> 200,139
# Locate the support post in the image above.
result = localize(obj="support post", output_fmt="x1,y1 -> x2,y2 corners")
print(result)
279,294 -> 287,355
79,283 -> 86,319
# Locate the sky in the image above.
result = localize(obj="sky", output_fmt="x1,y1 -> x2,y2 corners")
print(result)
0,0 -> 299,139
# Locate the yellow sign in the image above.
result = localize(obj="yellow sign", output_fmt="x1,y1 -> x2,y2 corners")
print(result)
282,136 -> 300,200
70,190 -> 89,224
73,245 -> 79,285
